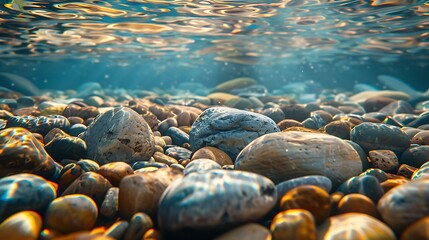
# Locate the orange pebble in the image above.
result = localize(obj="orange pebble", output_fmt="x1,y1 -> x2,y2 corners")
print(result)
337,193 -> 379,218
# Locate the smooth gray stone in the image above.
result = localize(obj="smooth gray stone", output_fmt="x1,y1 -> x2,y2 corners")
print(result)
190,107 -> 279,160
183,159 -> 222,176
276,175 -> 332,201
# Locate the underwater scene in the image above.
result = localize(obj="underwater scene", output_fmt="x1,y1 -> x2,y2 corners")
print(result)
1,0 -> 429,239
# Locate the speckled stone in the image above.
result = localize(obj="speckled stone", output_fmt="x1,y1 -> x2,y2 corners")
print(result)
400,145 -> 429,168
190,107 -> 279,160
62,172 -> 112,206
45,194 -> 98,234
401,216 -> 429,240
123,212 -> 154,240
378,177 -> 429,232
119,168 -> 183,219
214,223 -> 271,240
235,131 -> 362,187
191,146 -> 233,166
317,213 -> 395,240
397,164 -> 417,179
98,162 -> 133,186
6,115 -> 70,135
270,209 -> 316,240
336,175 -> 384,203
183,159 -> 222,175
368,150 -> 399,173
280,185 -> 331,224
82,107 -> 155,165
158,170 -> 276,236
411,130 -> 429,145
165,146 -> 192,161
350,122 -> 411,153
276,175 -> 332,202
100,187 -> 119,220
0,211 -> 42,240
0,173 -> 56,221
0,127 -> 60,180
337,193 -> 379,218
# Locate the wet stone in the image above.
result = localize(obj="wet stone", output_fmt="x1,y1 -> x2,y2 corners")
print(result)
153,151 -> 179,166
270,209 -> 316,240
400,145 -> 429,168
62,172 -> 112,206
183,159 -> 222,175
368,150 -> 399,173
261,107 -> 285,123
132,161 -> 168,170
350,122 -> 411,154
401,216 -> 429,240
359,168 -> 388,183
190,107 -> 279,160
191,146 -> 233,166
158,170 -> 277,237
0,210 -> 42,240
276,175 -> 332,202
411,166 -> 429,180
166,127 -> 189,146
380,178 -> 409,193
69,123 -> 87,137
98,162 -> 134,186
336,175 -> 384,203
45,194 -> 98,234
165,146 -> 192,160
119,168 -> 183,219
57,163 -> 84,194
0,127 -> 60,180
337,193 -> 379,218
44,128 -> 87,161
411,130 -> 429,145
378,177 -> 429,232
280,104 -> 311,122
276,119 -> 303,131
0,173 -> 56,222
6,115 -> 70,135
235,131 -> 362,187
104,220 -> 129,239
397,164 -> 417,179
322,120 -> 351,140
280,185 -> 331,224
82,107 -> 155,165
123,212 -> 154,240
379,100 -> 414,116
100,187 -> 119,220
406,111 -> 429,128
317,213 -> 395,240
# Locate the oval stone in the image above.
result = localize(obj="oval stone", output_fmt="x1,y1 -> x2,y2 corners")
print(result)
183,159 -> 222,176
0,211 -> 42,240
158,170 -> 277,235
378,177 -> 429,232
235,131 -> 362,187
317,213 -> 395,240
270,209 -> 316,240
82,107 -> 155,165
190,107 -> 279,160
350,122 -> 410,153
276,175 -> 332,202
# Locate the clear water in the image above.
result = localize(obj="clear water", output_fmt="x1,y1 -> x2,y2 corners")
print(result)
0,0 -> 428,91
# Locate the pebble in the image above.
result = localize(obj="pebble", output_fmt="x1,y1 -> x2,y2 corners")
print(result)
104,220 -> 129,239
100,187 -> 119,219
322,120 -> 351,139
44,128 -> 87,161
379,100 -> 414,115
191,146 -> 233,166
97,162 -> 133,186
0,127 -> 60,180
270,209 -> 316,240
280,185 -> 331,224
0,173 -> 56,221
190,107 -> 279,160
350,122 -> 411,154
380,178 -> 409,193
69,123 -> 87,137
378,176 -> 429,232
317,213 -> 395,240
165,146 -> 192,160
153,151 -> 179,166
280,104 -> 310,122
411,130 -> 429,145
0,211 -> 42,240
158,170 -> 276,237
359,168 -> 388,183
401,216 -> 429,240
400,145 -> 429,168
336,193 -> 379,218
276,175 -> 332,202
261,107 -> 285,123
6,115 -> 70,135
368,150 -> 399,173
118,168 -> 183,219
166,126 -> 189,146
123,212 -> 154,240
82,107 -> 155,165
183,159 -> 222,175
214,223 -> 271,240
406,111 -> 429,128
397,164 -> 417,178
235,131 -> 362,187
276,119 -> 303,131
336,175 -> 384,203
45,194 -> 98,234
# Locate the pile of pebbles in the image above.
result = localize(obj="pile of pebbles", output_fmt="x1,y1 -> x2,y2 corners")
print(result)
1,78 -> 429,239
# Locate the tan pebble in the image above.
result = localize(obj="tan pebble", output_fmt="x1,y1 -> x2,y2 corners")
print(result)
215,223 -> 271,240
191,146 -> 233,166
270,209 -> 315,240
0,211 -> 42,240
62,172 -> 112,205
142,228 -> 163,240
98,162 -> 133,186
45,194 -> 98,234
176,111 -> 191,127
153,151 -> 178,166
337,193 -> 379,218
317,213 -> 395,240
162,136 -> 172,145
401,216 -> 429,240
280,185 -> 331,224
104,220 -> 129,239
123,212 -> 153,240
380,178 -> 409,193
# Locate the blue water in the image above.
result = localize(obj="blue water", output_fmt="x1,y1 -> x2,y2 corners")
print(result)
0,0 -> 428,91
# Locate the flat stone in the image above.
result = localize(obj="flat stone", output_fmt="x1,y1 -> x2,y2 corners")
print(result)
235,131 -> 362,187
82,107 -> 155,165
158,170 -> 276,236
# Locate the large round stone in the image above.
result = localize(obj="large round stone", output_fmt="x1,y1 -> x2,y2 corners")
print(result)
235,131 -> 362,187
190,107 -> 279,160
82,107 -> 155,165
158,170 -> 276,236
